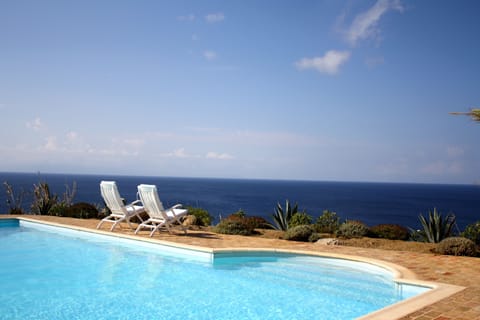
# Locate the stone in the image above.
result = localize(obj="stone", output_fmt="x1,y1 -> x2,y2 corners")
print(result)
315,238 -> 339,246
182,215 -> 197,227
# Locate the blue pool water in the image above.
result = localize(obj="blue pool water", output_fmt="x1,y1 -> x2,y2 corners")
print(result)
0,220 -> 429,320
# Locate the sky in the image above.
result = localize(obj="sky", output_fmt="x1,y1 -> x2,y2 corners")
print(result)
1,0 -> 479,184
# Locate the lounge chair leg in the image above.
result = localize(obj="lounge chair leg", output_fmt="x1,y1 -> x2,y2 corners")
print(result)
149,226 -> 159,237
110,219 -> 120,231
134,225 -> 142,234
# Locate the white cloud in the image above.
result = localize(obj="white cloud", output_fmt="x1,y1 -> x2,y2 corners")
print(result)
203,50 -> 217,61
66,131 -> 78,141
43,136 -> 57,151
344,0 -> 403,46
64,131 -> 95,153
26,117 -> 45,131
205,12 -> 225,23
206,152 -> 234,160
177,14 -> 195,22
168,148 -> 190,158
295,50 -> 351,75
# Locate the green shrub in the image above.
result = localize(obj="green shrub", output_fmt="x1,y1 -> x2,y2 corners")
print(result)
186,207 -> 213,226
308,232 -> 324,243
64,202 -> 100,219
49,202 -> 69,216
369,224 -> 410,240
336,220 -> 368,239
435,237 -> 478,257
244,216 -> 271,229
230,209 -> 246,218
315,210 -> 341,234
49,202 -> 101,219
289,212 -> 313,228
214,215 -> 256,236
461,221 -> 480,245
283,225 -> 315,242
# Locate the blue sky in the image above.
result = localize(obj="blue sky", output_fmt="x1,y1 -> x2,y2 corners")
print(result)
1,0 -> 479,184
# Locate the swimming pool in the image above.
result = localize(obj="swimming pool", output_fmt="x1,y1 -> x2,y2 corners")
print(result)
0,219 -> 430,319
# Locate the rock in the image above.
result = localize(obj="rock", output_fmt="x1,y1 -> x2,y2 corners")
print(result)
315,238 -> 339,246
182,215 -> 197,227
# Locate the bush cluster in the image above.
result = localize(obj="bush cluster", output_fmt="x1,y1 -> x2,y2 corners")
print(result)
336,220 -> 368,239
308,232 -> 324,243
245,216 -> 271,229
368,224 -> 410,240
283,225 -> 315,242
461,221 -> 480,245
289,212 -> 313,228
435,237 -> 478,257
214,214 -> 259,236
50,202 -> 102,219
229,210 -> 270,229
186,207 -> 213,226
315,210 -> 340,234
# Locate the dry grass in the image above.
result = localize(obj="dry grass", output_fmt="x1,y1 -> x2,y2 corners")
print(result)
337,237 -> 437,253
235,228 -> 438,254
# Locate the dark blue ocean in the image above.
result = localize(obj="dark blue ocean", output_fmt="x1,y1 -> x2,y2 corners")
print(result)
1,172 -> 479,230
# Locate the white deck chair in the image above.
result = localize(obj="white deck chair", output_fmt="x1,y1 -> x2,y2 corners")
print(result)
134,184 -> 188,237
97,181 -> 145,231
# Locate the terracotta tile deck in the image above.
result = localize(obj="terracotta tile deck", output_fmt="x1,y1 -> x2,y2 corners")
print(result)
6,216 -> 480,320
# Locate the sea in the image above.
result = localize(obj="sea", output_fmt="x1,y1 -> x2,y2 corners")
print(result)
1,172 -> 479,230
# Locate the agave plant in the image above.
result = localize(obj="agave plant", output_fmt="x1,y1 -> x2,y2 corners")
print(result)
418,208 -> 456,243
269,200 -> 299,231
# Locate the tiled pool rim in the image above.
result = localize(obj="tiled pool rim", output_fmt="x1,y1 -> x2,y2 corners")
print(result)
4,217 -> 465,320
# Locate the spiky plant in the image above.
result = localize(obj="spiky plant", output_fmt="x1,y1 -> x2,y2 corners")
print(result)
269,200 -> 299,231
31,183 -> 58,215
418,208 -> 456,243
61,181 -> 77,206
3,181 -> 26,215
450,108 -> 480,122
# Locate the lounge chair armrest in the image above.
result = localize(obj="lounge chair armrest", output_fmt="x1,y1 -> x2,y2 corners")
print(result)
130,199 -> 143,206
124,201 -> 143,211
165,205 -> 184,217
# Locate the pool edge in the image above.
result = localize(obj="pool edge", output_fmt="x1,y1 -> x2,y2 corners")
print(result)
12,217 -> 466,320
15,216 -> 214,255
